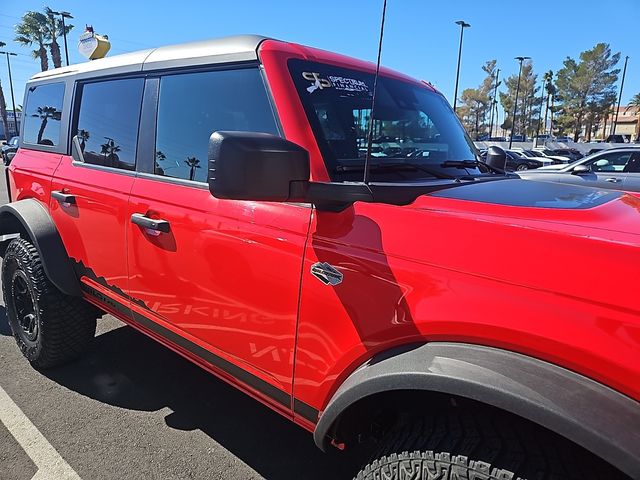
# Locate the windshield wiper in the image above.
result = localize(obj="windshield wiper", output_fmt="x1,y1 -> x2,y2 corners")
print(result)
440,159 -> 480,168
336,161 -> 457,180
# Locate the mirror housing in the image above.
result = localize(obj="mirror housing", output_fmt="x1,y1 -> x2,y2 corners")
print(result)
572,164 -> 590,175
485,146 -> 507,171
208,131 -> 310,202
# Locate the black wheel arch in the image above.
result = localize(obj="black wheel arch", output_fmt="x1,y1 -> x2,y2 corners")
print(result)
0,199 -> 81,296
314,342 -> 640,479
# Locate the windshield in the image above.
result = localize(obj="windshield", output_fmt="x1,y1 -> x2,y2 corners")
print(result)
289,59 -> 481,182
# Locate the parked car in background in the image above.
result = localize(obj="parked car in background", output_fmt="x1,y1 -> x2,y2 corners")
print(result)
518,147 -> 640,192
513,148 -> 563,166
1,136 -> 19,165
606,134 -> 628,143
534,148 -> 572,162
555,136 -> 573,143
547,148 -> 583,162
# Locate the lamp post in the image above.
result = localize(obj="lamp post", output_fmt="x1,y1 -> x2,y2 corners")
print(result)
612,55 -> 629,137
509,56 -> 530,148
535,76 -> 545,143
488,68 -> 500,139
0,51 -> 18,137
452,20 -> 470,112
49,11 -> 73,66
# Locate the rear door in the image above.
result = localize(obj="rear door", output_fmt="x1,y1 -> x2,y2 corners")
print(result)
621,151 -> 640,193
126,67 -> 310,414
50,77 -> 144,304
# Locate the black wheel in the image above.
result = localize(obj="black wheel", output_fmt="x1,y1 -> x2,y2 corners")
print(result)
2,237 -> 99,368
354,410 -> 628,480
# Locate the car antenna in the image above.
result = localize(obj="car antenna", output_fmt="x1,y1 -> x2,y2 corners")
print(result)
362,0 -> 388,185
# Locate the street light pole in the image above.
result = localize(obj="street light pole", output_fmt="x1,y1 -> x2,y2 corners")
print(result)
612,55 -> 629,137
50,11 -> 73,66
509,56 -> 530,148
0,51 -> 18,137
535,76 -> 545,142
488,68 -> 500,138
452,20 -> 470,112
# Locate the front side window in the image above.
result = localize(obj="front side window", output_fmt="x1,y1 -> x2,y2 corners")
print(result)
23,82 -> 64,146
289,59 -> 478,182
75,78 -> 144,170
589,152 -> 633,172
154,68 -> 279,183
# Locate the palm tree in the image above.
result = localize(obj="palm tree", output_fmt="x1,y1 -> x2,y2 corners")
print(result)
0,41 -> 10,140
184,156 -> 201,181
15,12 -> 49,72
100,138 -> 121,166
44,7 -> 73,68
77,129 -> 90,151
32,106 -> 61,144
626,93 -> 640,142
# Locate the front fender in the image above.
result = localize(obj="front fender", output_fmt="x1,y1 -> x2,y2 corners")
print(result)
314,342 -> 640,479
0,199 -> 81,296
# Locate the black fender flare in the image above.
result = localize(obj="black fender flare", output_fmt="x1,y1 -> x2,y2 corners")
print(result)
0,199 -> 81,296
313,342 -> 640,479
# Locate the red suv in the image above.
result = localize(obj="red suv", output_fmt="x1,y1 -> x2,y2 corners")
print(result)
1,36 -> 638,480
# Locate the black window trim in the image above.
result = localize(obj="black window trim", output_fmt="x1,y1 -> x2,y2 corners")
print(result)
21,81 -> 66,153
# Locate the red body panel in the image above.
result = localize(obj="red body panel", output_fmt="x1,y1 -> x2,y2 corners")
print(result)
6,39 -> 640,443
50,156 -> 134,293
126,177 -> 311,407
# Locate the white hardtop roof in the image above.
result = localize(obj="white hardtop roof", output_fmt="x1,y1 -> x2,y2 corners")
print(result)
29,35 -> 270,82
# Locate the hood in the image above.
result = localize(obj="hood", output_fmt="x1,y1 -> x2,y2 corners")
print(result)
422,179 -> 640,235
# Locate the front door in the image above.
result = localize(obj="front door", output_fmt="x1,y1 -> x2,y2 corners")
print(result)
51,77 -> 144,301
126,66 -> 310,413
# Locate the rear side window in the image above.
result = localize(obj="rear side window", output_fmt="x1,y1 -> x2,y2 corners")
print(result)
154,68 -> 278,183
75,78 -> 144,170
23,83 -> 65,146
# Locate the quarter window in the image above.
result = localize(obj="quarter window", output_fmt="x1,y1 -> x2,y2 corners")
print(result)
75,78 -> 144,170
23,83 -> 65,146
154,68 -> 279,183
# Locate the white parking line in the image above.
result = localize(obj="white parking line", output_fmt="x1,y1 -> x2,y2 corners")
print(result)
0,385 -> 82,480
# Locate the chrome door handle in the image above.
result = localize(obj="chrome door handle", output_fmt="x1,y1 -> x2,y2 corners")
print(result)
131,213 -> 170,234
51,190 -> 76,206
604,178 -> 621,183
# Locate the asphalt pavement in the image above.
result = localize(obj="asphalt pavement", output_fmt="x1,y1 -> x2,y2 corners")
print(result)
0,167 -> 357,480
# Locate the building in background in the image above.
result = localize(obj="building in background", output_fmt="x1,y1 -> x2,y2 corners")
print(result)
0,111 -> 22,140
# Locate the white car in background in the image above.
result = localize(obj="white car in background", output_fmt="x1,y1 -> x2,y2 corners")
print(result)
511,149 -> 564,166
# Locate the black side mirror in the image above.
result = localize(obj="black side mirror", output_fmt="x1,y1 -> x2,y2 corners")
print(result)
208,131 -> 310,202
485,146 -> 507,171
572,164 -> 590,175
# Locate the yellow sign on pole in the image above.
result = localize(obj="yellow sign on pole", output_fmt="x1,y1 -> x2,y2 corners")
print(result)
78,26 -> 111,60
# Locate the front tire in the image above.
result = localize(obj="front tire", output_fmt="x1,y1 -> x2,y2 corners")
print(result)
516,163 -> 529,171
354,410 -> 627,480
2,238 -> 98,368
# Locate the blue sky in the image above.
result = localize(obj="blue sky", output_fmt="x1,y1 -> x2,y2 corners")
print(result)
1,0 -> 638,110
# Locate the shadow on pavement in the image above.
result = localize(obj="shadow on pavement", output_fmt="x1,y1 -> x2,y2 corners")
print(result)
41,323 -> 360,480
0,305 -> 11,336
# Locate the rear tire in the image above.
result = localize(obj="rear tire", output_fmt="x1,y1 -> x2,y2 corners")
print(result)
516,164 -> 529,171
2,237 -> 99,368
354,410 -> 628,480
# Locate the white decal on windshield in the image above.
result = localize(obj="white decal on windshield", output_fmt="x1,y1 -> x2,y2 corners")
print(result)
328,75 -> 370,93
302,72 -> 333,93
